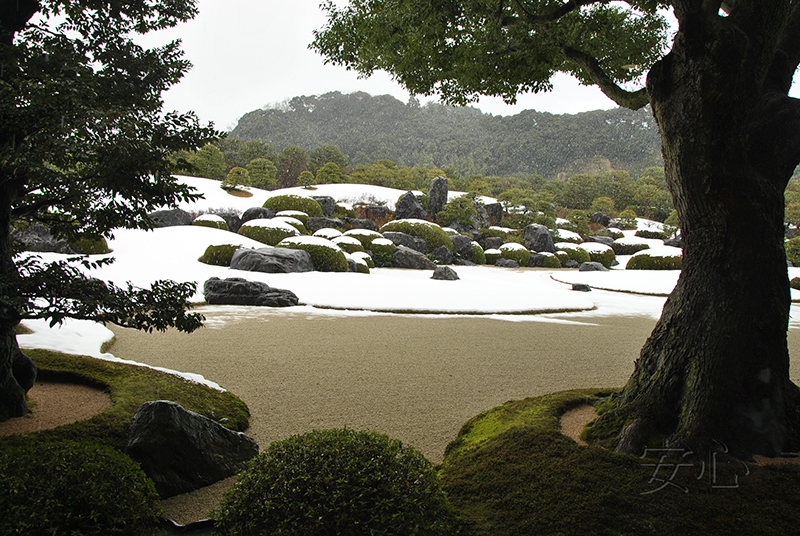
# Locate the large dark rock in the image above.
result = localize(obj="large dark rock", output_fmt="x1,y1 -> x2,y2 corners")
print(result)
428,176 -> 449,220
306,217 -> 346,233
392,245 -> 437,270
125,401 -> 259,498
586,235 -> 614,246
483,236 -> 504,250
451,234 -> 474,262
524,224 -> 556,253
213,209 -> 243,234
431,266 -> 459,280
590,212 -> 611,227
394,192 -> 427,220
528,253 -> 545,267
148,208 -> 193,228
572,283 -> 592,292
311,196 -> 336,216
241,207 -> 276,223
12,350 -> 36,393
495,258 -> 520,268
485,202 -> 504,225
579,261 -> 610,272
230,247 -> 313,274
363,205 -> 391,224
342,217 -> 377,231
473,202 -> 491,230
11,224 -> 77,254
383,231 -> 428,254
203,277 -> 299,307
664,236 -> 683,248
430,245 -> 454,265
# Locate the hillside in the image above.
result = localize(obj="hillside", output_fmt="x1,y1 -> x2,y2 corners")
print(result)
229,92 -> 663,179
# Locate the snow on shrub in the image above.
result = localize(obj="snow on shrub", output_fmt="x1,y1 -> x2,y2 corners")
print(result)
198,244 -> 244,266
541,251 -> 562,268
193,213 -> 229,231
379,219 -> 454,252
555,228 -> 582,243
273,215 -> 308,234
263,194 -> 323,217
626,254 -> 682,270
313,227 -> 343,240
333,235 -> 365,253
499,242 -> 531,267
276,209 -> 309,224
578,242 -> 616,268
343,228 -> 383,249
350,250 -> 375,269
554,242 -> 591,264
346,252 -> 371,274
238,218 -> 299,246
471,241 -> 486,265
278,235 -> 348,272
485,248 -> 502,265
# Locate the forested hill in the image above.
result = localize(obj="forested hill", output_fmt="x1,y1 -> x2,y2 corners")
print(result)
230,91 -> 662,179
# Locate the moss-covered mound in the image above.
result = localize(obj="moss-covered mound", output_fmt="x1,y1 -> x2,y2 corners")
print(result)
193,214 -> 230,231
276,209 -> 309,224
278,235 -> 349,272
541,251 -> 562,268
72,235 -> 112,254
215,428 -> 459,536
471,241 -> 486,265
332,235 -> 365,254
555,242 -> 591,264
499,242 -> 531,267
579,242 -> 616,268
612,241 -> 651,255
273,216 -> 308,235
380,219 -> 455,252
313,227 -> 344,240
627,253 -> 683,270
344,228 -> 384,249
263,194 -> 324,217
238,218 -> 299,246
351,250 -> 375,269
198,244 -> 243,266
786,236 -> 800,265
484,248 -> 501,265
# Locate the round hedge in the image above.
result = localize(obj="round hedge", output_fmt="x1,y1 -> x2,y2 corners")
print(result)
555,244 -> 591,265
238,219 -> 299,246
541,252 -> 562,268
277,209 -> 309,225
485,248 -> 502,265
471,241 -> 486,265
792,277 -> 800,290
499,242 -> 531,267
370,237 -> 396,256
634,229 -> 667,240
0,440 -> 162,536
555,250 -> 569,265
279,236 -> 348,272
263,194 -> 324,217
72,235 -> 112,255
199,244 -> 243,266
273,216 -> 308,235
579,243 -> 616,268
351,251 -> 375,269
193,214 -> 230,231
347,253 -> 371,274
611,242 -> 651,256
214,428 -> 458,536
626,253 -> 683,270
343,228 -> 384,249
332,235 -> 365,254
787,237 -> 800,265
313,227 -> 344,240
380,219 -> 455,252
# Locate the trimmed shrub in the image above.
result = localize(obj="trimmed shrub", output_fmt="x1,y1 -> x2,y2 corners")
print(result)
471,241 -> 486,265
313,227 -> 343,240
333,235 -> 366,254
0,440 -> 162,536
263,194 -> 324,217
485,248 -> 502,265
627,254 -> 683,270
786,237 -> 800,265
615,209 -> 639,230
554,228 -> 583,244
541,252 -> 562,268
273,216 -> 308,235
193,214 -> 230,231
555,250 -> 569,265
579,243 -> 616,268
347,253 -> 371,274
214,428 -> 458,536
380,219 -> 455,252
344,228 -> 384,249
279,236 -> 348,272
199,244 -> 243,266
276,210 -> 309,225
350,251 -> 375,269
370,237 -> 396,256
556,243 -> 591,265
72,235 -> 112,254
612,242 -> 651,255
481,226 -> 523,243
791,277 -> 800,290
238,218 -> 299,246
635,229 -> 667,240
499,242 -> 531,267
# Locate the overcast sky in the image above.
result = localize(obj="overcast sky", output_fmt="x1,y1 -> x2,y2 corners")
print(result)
139,1 -> 797,132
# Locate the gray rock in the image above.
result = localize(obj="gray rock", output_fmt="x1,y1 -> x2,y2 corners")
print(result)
483,236 -> 504,250
664,237 -> 683,248
431,266 -> 459,280
383,231 -> 428,254
392,245 -> 437,270
342,217 -> 377,231
451,235 -> 474,262
524,224 -> 556,253
363,205 -> 391,223
12,350 -> 36,393
428,176 -> 449,220
572,283 -> 592,292
11,224 -> 77,254
485,202 -> 503,225
311,196 -> 336,217
347,258 -> 358,272
306,217 -> 346,233
473,202 -> 491,230
230,247 -> 313,274
394,191 -> 427,220
529,254 -> 545,267
590,212 -> 611,227
586,235 -> 614,246
454,258 -> 476,266
495,258 -> 520,268
430,245 -> 454,265
241,207 -> 275,223
579,261 -> 609,272
148,208 -> 193,228
213,209 -> 243,233
203,277 -> 299,307
125,400 -> 259,498
564,259 -> 580,268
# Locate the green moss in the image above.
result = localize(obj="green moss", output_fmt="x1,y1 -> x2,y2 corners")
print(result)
635,229 -> 667,240
238,221 -> 298,246
263,194 -> 324,217
198,244 -> 242,266
471,242 -> 486,265
279,237 -> 349,272
380,219 -> 455,252
626,254 -> 683,270
343,229 -> 383,249
193,217 -> 230,231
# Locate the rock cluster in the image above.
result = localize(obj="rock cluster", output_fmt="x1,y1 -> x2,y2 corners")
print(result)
203,277 -> 299,307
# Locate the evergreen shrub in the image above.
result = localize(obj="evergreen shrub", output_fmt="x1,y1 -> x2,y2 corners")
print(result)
273,216 -> 308,235
556,244 -> 591,264
276,210 -> 309,224
73,235 -> 112,254
499,243 -> 531,266
555,250 -> 569,265
263,194 -> 324,217
627,254 -> 683,270
791,277 -> 800,290
786,237 -> 800,265
238,219 -> 298,246
485,248 -> 502,265
279,236 -> 348,272
333,235 -> 366,253
199,244 -> 243,266
380,219 -> 455,252
471,241 -> 486,265
193,214 -> 229,231
214,428 -> 458,536
615,210 -> 639,230
541,252 -> 562,268
344,228 -> 383,249
634,229 -> 667,240
612,242 -> 651,255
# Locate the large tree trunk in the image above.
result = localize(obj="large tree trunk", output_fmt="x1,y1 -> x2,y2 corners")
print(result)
608,7 -> 800,459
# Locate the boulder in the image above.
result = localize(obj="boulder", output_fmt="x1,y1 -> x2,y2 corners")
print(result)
454,258 -> 476,266
473,202 -> 491,229
148,208 -> 193,228
10,224 -> 77,254
306,217 -> 346,233
392,245 -> 437,270
427,176 -> 449,220
572,283 -> 592,292
495,258 -> 520,268
230,247 -> 313,274
450,234 -> 474,262
528,253 -> 545,267
586,235 -> 614,247
483,236 -> 504,250
579,261 -> 610,272
664,237 -> 683,249
564,259 -> 580,268
241,207 -> 276,223
342,217 -> 378,231
362,205 -> 391,226
12,350 -> 36,393
485,202 -> 504,225
430,245 -> 454,265
431,266 -> 459,281
383,231 -> 427,254
125,400 -> 259,498
590,212 -> 611,227
213,209 -> 243,233
311,196 -> 336,217
203,277 -> 299,307
524,224 -> 556,253
394,191 -> 427,220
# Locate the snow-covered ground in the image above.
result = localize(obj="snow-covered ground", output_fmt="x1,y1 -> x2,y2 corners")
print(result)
17,176 -> 800,387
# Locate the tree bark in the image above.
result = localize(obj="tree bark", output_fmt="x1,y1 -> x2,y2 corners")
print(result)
607,6 -> 800,459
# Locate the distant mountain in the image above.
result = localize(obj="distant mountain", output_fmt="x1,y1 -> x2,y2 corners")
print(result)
230,91 -> 662,179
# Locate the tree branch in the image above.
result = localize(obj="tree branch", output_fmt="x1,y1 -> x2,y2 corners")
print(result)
560,45 -> 651,109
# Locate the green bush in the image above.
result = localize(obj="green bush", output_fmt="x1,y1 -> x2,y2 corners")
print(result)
193,214 -> 230,231
581,245 -> 616,268
635,229 -> 667,240
485,249 -> 501,265
276,210 -> 309,225
380,219 -> 455,252
370,237 -> 397,256
499,243 -> 531,266
279,236 -> 349,272
344,228 -> 383,249
626,254 -> 683,270
72,235 -> 112,254
615,209 -> 639,230
481,226 -> 523,243
333,235 -> 366,254
541,252 -> 562,268
554,250 -> 569,265
612,242 -> 651,255
786,237 -> 800,265
215,428 -> 458,536
334,204 -> 355,219
792,277 -> 800,291
274,216 -> 308,235
0,441 -> 163,536
471,241 -> 486,265
349,253 -> 371,274
199,244 -> 243,266
238,220 -> 299,246
557,244 -> 591,264
263,194 -> 324,217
